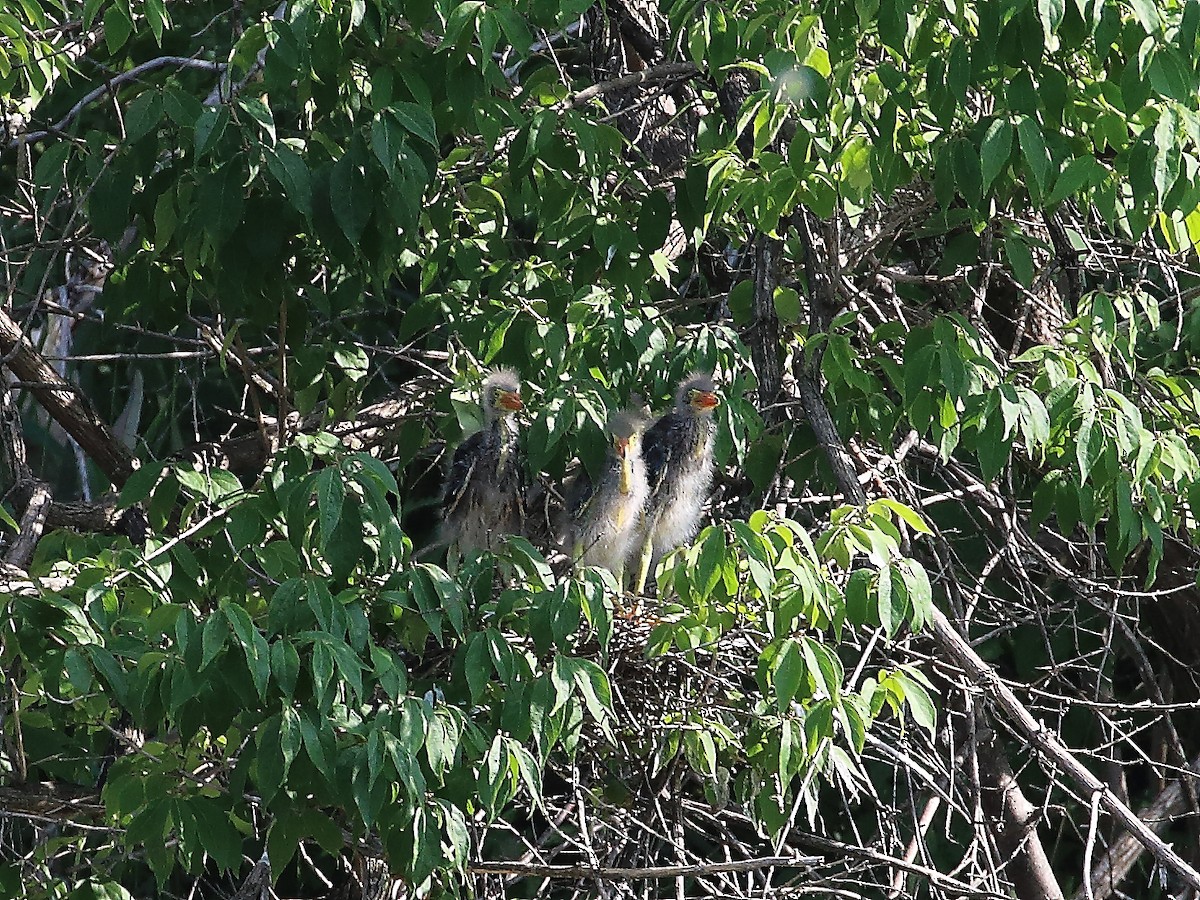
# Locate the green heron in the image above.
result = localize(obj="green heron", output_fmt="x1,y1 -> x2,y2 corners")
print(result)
564,408 -> 650,585
441,368 -> 525,559
634,373 -> 720,593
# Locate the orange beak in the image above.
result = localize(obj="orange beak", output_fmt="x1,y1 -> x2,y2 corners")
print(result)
498,391 -> 523,412
613,436 -> 629,458
692,391 -> 720,411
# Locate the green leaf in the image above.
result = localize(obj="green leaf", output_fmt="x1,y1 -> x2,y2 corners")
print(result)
316,468 -> 345,547
1005,233 -> 1035,288
103,4 -> 132,53
566,657 -> 612,726
266,144 -> 312,218
868,498 -> 931,534
87,646 -> 129,706
464,632 -> 491,703
194,106 -> 230,158
1152,107 -> 1181,203
684,729 -> 718,777
773,639 -> 806,711
899,560 -> 933,630
800,636 -> 844,700
224,602 -> 270,699
844,568 -> 874,628
892,670 -> 937,735
877,564 -> 899,637
980,119 -> 1012,191
271,639 -> 300,697
196,162 -> 245,243
200,609 -> 228,670
119,462 -> 165,508
1047,156 -> 1103,206
1036,0 -> 1065,36
391,102 -> 438,148
330,152 -> 370,246
1076,408 -> 1103,483
637,190 -> 672,252
124,90 -> 162,143
237,96 -> 276,145
1016,116 -> 1052,197
773,287 -> 801,323
694,526 -> 726,597
299,713 -> 332,778
1128,0 -> 1159,34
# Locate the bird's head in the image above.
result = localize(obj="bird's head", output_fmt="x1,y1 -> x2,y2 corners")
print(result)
607,408 -> 645,460
676,373 -> 720,415
482,368 -> 523,417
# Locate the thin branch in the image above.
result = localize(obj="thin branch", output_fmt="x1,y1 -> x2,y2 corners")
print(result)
1073,753 -> 1200,900
468,855 -> 821,879
928,606 -> 1200,892
12,56 -> 225,147
559,62 -> 699,111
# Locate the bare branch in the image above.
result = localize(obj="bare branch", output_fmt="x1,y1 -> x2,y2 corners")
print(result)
0,307 -> 136,487
12,56 -> 225,147
468,855 -> 821,879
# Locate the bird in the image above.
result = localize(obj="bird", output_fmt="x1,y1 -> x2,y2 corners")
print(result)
634,373 -> 720,593
564,408 -> 650,586
440,368 -> 526,561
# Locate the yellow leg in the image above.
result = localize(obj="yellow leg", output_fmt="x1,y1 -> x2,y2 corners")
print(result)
634,532 -> 654,596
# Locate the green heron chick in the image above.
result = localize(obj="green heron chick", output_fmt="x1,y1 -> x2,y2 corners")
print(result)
565,409 -> 650,584
441,369 -> 526,558
635,373 -> 721,592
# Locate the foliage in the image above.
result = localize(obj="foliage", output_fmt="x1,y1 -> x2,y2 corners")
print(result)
2,0 -> 1200,897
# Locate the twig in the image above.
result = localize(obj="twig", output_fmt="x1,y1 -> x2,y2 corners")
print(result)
559,62 -> 698,111
13,57 -> 225,147
467,855 -> 820,879
204,3 -> 288,105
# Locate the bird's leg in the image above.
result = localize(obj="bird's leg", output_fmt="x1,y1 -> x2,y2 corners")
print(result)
633,531 -> 654,596
610,562 -> 639,619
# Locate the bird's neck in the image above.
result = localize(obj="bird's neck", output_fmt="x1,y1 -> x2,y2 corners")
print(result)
619,454 -> 633,494
686,414 -> 712,459
493,415 -> 516,470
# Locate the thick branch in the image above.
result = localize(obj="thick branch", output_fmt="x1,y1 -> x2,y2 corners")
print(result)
6,481 -> 52,571
0,308 -> 136,487
750,233 -> 783,425
928,608 -> 1200,892
1073,753 -> 1200,900
977,730 -> 1066,900
794,211 -> 867,504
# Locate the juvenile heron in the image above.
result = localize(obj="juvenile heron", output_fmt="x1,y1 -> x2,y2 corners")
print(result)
565,408 -> 650,584
635,373 -> 720,592
441,368 -> 525,558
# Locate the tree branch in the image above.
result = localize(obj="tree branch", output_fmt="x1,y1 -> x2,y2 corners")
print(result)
928,607 -> 1200,892
560,61 -> 698,110
12,56 -> 225,147
468,855 -> 820,879
0,307 -> 136,488
1073,752 -> 1200,900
